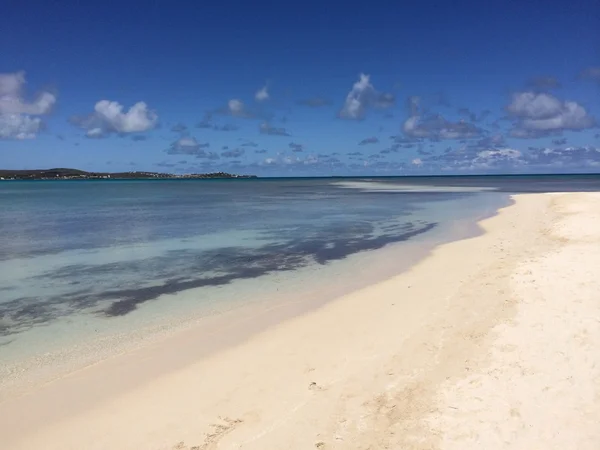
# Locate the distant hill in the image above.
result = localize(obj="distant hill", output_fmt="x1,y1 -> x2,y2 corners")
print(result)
0,168 -> 257,180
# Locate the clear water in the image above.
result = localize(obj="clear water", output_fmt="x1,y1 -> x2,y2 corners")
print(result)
1,175 -> 599,370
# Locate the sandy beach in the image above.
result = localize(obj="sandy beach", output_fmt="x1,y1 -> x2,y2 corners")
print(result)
1,191 -> 599,449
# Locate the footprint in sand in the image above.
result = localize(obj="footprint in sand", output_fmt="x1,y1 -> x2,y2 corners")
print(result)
172,417 -> 243,450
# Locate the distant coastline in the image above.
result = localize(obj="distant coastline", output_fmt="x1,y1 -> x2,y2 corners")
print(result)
0,168 -> 257,181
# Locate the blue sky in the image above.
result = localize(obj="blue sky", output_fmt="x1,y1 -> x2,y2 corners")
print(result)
1,0 -> 599,176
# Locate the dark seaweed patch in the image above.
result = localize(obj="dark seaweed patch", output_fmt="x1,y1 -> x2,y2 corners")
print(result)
0,220 -> 436,336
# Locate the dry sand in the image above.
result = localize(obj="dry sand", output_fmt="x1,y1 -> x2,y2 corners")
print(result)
1,192 -> 599,449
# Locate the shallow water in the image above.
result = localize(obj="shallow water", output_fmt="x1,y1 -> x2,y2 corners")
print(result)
1,175 -> 598,369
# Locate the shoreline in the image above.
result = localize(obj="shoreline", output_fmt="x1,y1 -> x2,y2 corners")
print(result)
0,193 -> 505,402
2,192 -> 599,449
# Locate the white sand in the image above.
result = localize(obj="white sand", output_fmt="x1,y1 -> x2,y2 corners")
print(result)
1,192 -> 599,449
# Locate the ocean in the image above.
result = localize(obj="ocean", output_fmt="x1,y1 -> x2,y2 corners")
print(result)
1,175 -> 599,393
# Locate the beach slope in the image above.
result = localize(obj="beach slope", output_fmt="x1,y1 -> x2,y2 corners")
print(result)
1,192 -> 599,449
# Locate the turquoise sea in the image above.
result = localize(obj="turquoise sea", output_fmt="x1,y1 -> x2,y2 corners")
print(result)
1,175 -> 599,388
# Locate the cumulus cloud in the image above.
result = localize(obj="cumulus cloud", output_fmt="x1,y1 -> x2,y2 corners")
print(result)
228,99 -> 245,115
95,101 -> 157,133
165,136 -> 210,156
339,74 -> 394,120
359,136 -> 379,145
259,122 -> 291,136
0,71 -> 56,115
507,92 -> 563,119
219,98 -> 261,119
507,92 -> 595,138
255,84 -> 269,102
526,146 -> 600,167
0,113 -> 43,140
71,100 -> 158,138
0,71 -> 56,139
297,97 -> 331,107
470,149 -> 524,168
403,114 -> 482,140
262,153 -> 320,167
426,144 -> 524,171
339,74 -> 372,119
420,137 -> 600,171
86,127 -> 105,139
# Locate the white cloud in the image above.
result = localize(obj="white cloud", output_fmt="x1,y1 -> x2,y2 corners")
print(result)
403,116 -> 427,138
507,92 -> 595,137
224,98 -> 260,119
424,144 -> 526,171
71,100 -> 158,137
94,100 -> 157,133
418,139 -> 600,171
0,71 -> 56,140
165,136 -> 211,157
525,146 -> 600,167
522,101 -> 594,131
339,74 -> 374,120
507,92 -> 562,120
339,74 -> 395,120
0,72 -> 23,96
473,149 -> 522,166
0,71 -> 56,115
228,99 -> 245,115
86,127 -> 105,139
403,114 -> 482,140
262,153 -> 320,167
176,137 -> 200,148
411,158 -> 423,166
255,85 -> 269,102
0,113 -> 42,140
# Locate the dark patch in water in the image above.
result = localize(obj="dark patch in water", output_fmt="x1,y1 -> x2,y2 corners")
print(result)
0,221 -> 436,336
101,220 -> 436,316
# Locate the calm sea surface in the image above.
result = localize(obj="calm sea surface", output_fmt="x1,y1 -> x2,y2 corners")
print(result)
1,175 -> 599,370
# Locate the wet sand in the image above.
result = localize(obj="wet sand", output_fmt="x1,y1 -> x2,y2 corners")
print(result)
1,192 -> 599,449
